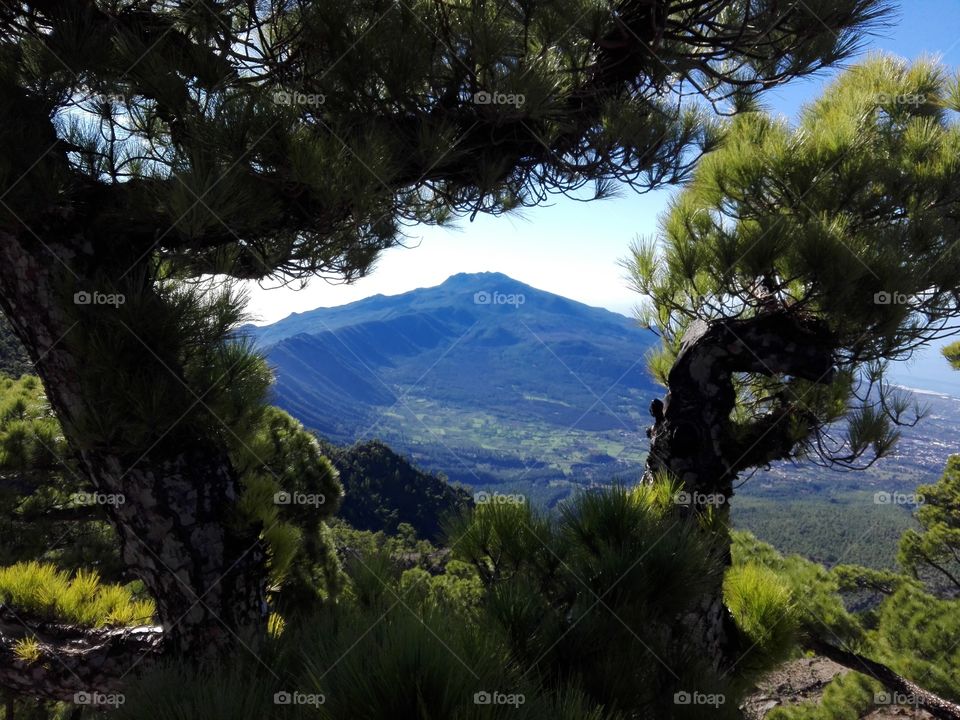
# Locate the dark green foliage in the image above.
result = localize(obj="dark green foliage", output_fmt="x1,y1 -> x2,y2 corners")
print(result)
233,406 -> 345,614
624,56 -> 960,471
732,492 -> 919,569
0,374 -> 122,577
115,485 -> 761,719
1,0 -> 887,284
732,532 -> 865,650
898,454 -> 960,593
871,583 -> 960,700
116,609 -> 619,720
767,672 -> 881,720
322,439 -> 472,541
0,368 -> 345,616
735,526 -> 960,714
61,276 -> 274,455
446,485 -> 743,718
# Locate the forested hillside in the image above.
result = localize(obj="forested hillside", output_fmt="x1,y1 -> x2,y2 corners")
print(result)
321,439 -> 472,540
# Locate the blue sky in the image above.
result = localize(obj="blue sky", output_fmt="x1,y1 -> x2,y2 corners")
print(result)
244,1 -> 960,394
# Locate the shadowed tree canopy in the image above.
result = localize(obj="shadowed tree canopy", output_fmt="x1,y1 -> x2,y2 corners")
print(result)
625,56 -> 960,502
0,0 -> 891,702
0,0 -> 890,282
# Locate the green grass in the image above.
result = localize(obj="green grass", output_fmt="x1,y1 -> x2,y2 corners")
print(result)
0,561 -> 155,626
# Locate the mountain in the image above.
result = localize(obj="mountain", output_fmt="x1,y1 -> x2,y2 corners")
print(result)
245,272 -> 661,496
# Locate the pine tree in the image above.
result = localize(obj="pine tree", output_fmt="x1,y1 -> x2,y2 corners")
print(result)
623,55 -> 960,671
0,0 -> 888,699
898,348 -> 960,593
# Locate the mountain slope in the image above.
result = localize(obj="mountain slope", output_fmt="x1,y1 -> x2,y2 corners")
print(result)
321,439 -> 472,540
246,272 -> 660,490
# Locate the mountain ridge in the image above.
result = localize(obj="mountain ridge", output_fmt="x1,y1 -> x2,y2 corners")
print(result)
245,273 -> 660,491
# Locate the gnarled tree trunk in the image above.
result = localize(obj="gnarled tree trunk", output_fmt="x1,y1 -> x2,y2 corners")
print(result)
642,310 -> 837,671
0,229 -> 267,700
643,312 -> 960,720
643,312 -> 836,501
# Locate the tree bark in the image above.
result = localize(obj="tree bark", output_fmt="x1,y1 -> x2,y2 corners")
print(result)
643,310 -> 837,672
0,606 -> 162,703
0,229 -> 268,696
643,311 -> 836,501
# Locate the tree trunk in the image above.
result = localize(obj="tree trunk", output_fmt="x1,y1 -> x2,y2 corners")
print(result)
643,312 -> 836,500
0,606 -> 162,703
642,311 -> 837,671
0,231 -> 268,698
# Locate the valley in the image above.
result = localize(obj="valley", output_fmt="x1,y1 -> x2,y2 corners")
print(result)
249,274 -> 960,568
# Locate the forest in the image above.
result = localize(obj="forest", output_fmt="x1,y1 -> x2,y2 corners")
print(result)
1,1 -> 960,719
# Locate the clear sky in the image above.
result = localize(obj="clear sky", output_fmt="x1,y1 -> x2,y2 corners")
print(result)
242,1 -> 960,392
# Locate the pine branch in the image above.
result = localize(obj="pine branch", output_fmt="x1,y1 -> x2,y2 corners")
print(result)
807,637 -> 960,720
